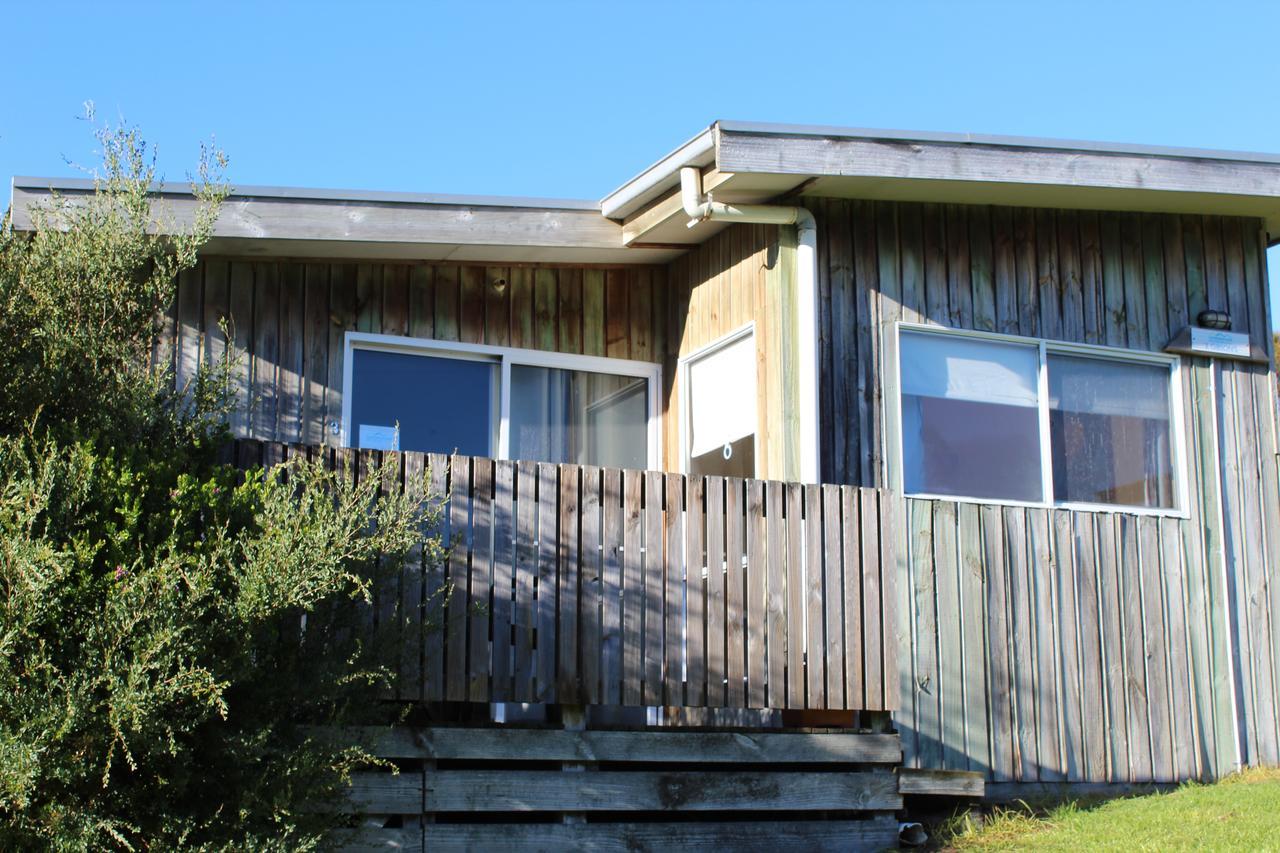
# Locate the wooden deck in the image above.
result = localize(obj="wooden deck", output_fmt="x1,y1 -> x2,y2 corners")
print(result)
232,440 -> 899,713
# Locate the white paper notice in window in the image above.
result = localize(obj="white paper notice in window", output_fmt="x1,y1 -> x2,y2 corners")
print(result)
358,424 -> 400,451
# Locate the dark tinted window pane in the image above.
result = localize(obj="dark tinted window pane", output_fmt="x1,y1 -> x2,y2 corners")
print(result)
1048,355 -> 1174,508
350,349 -> 494,455
510,365 -> 647,468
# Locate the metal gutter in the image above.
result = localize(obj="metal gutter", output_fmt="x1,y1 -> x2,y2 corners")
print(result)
599,128 -> 716,221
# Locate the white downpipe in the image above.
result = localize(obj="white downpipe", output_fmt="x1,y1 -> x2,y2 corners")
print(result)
680,167 -> 820,483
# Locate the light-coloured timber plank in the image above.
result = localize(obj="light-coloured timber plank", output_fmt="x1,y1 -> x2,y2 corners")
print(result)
1029,510 -> 1064,782
1139,515 -> 1173,783
933,502 -> 964,770
981,504 -> 1015,782
1003,506 -> 1036,781
784,483 -> 806,708
898,767 -> 985,798
1052,510 -> 1084,782
841,488 -> 864,713
804,484 -> 826,707
822,484 -> 845,709
958,503 -> 988,776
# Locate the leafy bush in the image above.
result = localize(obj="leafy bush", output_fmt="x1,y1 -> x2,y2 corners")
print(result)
0,120 -> 437,850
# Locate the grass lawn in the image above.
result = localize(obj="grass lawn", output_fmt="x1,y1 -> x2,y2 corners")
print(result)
938,767 -> 1280,851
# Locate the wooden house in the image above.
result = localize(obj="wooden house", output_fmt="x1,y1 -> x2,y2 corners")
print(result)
13,120 -> 1280,845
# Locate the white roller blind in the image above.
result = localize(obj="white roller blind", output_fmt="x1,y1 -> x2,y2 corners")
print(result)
900,331 -> 1039,408
689,335 -> 757,456
1048,355 -> 1170,420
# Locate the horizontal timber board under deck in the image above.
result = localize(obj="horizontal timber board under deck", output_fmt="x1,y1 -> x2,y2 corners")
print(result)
420,769 -> 902,812
342,726 -> 902,764
417,819 -> 899,853
231,440 -> 899,712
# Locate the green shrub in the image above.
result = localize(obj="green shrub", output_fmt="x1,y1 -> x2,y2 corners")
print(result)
0,118 -> 438,850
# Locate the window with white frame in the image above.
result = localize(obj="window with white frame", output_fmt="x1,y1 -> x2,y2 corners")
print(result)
897,326 -> 1182,512
343,333 -> 660,469
681,327 -> 757,478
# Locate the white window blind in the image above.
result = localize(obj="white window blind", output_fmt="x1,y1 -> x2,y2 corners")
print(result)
900,331 -> 1039,407
688,334 -> 757,457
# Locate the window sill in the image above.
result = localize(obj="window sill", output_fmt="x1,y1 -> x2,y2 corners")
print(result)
903,490 -> 1191,520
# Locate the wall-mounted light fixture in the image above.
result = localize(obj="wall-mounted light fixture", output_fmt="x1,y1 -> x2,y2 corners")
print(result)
1196,309 -> 1232,330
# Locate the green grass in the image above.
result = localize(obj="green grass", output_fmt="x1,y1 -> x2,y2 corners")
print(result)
937,768 -> 1280,851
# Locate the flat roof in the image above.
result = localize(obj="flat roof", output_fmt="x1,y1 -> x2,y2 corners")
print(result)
14,120 -> 1280,258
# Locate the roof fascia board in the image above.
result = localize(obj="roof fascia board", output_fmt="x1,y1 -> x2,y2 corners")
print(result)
715,120 -> 1280,167
715,130 -> 1280,201
9,184 -> 627,251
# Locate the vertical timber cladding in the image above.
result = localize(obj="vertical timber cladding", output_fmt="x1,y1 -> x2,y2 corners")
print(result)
813,198 -> 1280,786
664,223 -> 798,480
161,259 -> 669,448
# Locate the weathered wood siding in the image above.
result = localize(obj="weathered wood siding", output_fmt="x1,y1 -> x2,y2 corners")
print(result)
665,225 -> 800,480
233,440 -> 899,713
812,199 -> 1280,783
156,258 -> 669,451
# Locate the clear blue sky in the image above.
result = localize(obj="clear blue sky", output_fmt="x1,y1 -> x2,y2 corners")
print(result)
4,1 -> 1280,328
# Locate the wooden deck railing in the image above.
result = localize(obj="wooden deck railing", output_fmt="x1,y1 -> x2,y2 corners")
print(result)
232,441 -> 899,712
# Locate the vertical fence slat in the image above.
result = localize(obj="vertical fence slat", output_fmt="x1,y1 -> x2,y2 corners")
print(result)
685,475 -> 707,708
490,460 -> 515,702
622,471 -> 645,705
513,461 -> 538,702
766,481 -> 786,710
557,464 -> 581,703
823,484 -> 845,711
804,484 -> 825,709
785,483 -> 805,709
982,504 -> 1014,781
536,462 -> 559,703
643,471 -> 665,706
725,478 -> 747,709
602,468 -> 624,706
468,458 -> 494,702
862,491 -> 886,713
400,451 -> 426,702
842,487 -> 865,713
664,473 -> 686,706
747,481 -> 769,709
706,476 -> 727,708
424,453 -> 449,702
580,466 -> 603,706
446,455 -> 471,702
